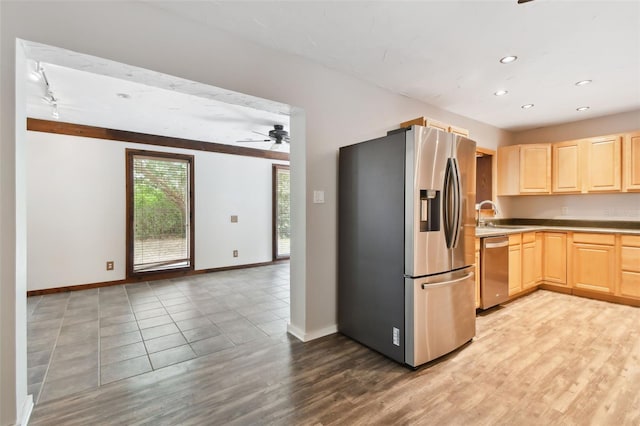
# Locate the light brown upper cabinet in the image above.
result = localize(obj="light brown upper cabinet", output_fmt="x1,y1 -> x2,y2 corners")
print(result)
584,134 -> 622,192
520,144 -> 551,193
624,131 -> 640,191
399,116 -> 468,137
551,134 -> 621,194
498,144 -> 551,195
552,140 -> 583,193
497,145 -> 520,196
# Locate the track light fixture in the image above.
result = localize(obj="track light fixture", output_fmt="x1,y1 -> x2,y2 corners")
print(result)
37,64 -> 60,119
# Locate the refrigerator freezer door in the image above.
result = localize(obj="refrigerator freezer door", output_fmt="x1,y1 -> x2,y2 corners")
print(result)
405,127 -> 452,277
450,135 -> 477,271
405,266 -> 476,367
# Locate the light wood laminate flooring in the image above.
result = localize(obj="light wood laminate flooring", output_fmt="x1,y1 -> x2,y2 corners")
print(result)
30,289 -> 640,425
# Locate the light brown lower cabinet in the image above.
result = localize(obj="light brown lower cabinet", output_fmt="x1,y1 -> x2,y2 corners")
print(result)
508,234 -> 522,295
543,233 -> 567,285
620,235 -> 640,299
521,232 -> 542,289
496,230 -> 638,307
571,233 -> 616,294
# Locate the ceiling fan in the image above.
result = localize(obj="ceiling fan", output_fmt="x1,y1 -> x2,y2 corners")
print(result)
237,124 -> 290,150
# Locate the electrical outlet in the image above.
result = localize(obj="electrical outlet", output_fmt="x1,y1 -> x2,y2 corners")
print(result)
392,327 -> 400,346
561,206 -> 569,216
233,250 -> 238,258
106,261 -> 114,271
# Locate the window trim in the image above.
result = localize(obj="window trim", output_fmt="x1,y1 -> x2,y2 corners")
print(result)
126,148 -> 195,278
272,164 -> 291,261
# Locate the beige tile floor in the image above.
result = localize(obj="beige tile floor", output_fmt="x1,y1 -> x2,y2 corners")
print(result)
27,262 -> 290,404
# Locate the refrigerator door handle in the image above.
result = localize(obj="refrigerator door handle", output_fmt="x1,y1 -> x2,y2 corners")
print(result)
421,272 -> 474,289
443,159 -> 454,248
450,158 -> 463,248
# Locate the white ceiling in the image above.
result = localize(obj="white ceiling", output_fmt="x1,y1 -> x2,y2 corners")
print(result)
148,0 -> 640,131
24,1 -> 640,147
23,41 -> 292,152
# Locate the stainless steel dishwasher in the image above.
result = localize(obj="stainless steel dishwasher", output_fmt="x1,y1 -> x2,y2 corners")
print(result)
480,235 -> 509,309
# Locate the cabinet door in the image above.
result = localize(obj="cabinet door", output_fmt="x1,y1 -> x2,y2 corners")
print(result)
572,243 -> 615,293
535,232 -> 544,282
585,135 -> 622,192
497,145 -> 520,196
521,242 -> 536,289
543,233 -> 567,285
552,140 -> 582,193
624,132 -> 640,191
508,244 -> 522,295
520,144 -> 551,193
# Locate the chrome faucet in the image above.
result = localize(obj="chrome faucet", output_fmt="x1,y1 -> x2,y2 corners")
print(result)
475,200 -> 499,227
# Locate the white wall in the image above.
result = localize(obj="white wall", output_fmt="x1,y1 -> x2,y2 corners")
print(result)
27,131 -> 285,291
0,3 -> 510,423
500,109 -> 640,220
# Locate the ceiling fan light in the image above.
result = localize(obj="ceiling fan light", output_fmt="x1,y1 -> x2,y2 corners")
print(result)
499,55 -> 518,64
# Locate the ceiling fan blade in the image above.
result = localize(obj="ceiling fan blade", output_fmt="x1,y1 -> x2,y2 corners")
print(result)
252,131 -> 270,137
517,0 -> 535,3
236,139 -> 271,143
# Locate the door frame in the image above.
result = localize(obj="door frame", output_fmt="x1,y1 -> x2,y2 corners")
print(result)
125,148 -> 195,278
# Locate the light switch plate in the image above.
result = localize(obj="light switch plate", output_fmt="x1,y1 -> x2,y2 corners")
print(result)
313,190 -> 325,204
231,215 -> 238,223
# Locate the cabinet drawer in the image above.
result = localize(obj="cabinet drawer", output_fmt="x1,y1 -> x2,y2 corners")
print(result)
522,232 -> 535,244
621,246 -> 640,272
621,235 -> 640,247
572,233 -> 615,245
620,271 -> 640,299
509,234 -> 521,245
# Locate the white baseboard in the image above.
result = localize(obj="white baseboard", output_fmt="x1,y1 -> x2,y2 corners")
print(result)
18,394 -> 33,426
287,323 -> 338,342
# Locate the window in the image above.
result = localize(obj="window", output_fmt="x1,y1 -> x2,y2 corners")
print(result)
126,149 -> 194,275
273,164 -> 290,260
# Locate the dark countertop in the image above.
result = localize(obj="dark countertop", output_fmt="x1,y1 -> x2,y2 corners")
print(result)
475,218 -> 640,238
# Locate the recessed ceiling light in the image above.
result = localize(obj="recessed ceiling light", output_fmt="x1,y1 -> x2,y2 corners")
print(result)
116,93 -> 131,99
521,104 -> 534,109
494,90 -> 509,96
500,56 -> 518,64
575,80 -> 592,86
576,106 -> 590,112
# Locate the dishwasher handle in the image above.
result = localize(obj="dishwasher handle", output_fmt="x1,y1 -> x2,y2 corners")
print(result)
484,240 -> 508,249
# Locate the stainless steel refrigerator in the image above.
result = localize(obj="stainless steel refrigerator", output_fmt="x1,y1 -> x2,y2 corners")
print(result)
338,125 -> 476,368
